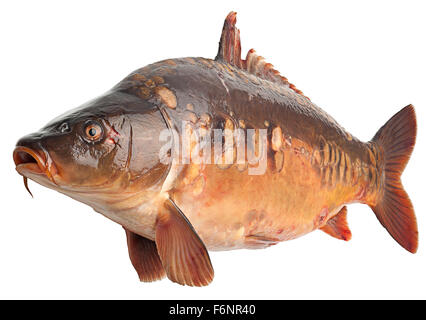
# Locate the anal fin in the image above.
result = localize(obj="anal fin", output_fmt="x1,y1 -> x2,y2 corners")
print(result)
245,234 -> 280,249
320,206 -> 352,241
124,229 -> 166,282
155,199 -> 214,287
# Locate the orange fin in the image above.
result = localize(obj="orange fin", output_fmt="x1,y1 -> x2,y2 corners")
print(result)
124,229 -> 166,282
215,12 -> 309,99
320,206 -> 352,241
215,11 -> 243,68
155,199 -> 214,286
369,105 -> 418,253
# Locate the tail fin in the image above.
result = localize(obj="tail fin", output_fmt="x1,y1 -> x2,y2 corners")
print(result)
369,105 -> 418,253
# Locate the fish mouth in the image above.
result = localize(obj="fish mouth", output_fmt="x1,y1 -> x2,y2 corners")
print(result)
14,146 -> 58,196
13,146 -> 57,185
13,146 -> 47,175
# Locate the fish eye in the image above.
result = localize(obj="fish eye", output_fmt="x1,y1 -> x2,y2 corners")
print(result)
59,122 -> 70,133
83,120 -> 103,142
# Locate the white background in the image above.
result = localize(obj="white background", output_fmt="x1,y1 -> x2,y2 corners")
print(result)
1,0 -> 425,299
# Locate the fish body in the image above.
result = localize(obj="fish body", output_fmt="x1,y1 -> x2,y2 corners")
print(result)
120,56 -> 375,250
13,12 -> 418,286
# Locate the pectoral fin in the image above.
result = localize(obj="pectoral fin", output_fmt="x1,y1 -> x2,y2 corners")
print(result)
320,206 -> 352,241
124,228 -> 166,282
155,198 -> 214,286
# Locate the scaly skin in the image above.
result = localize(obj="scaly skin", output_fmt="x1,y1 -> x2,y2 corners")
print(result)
115,57 -> 383,250
172,140 -> 371,251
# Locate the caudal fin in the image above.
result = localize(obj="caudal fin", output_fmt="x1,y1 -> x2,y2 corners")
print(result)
369,105 -> 418,253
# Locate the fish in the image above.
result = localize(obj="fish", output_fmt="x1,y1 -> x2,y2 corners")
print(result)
13,12 -> 418,286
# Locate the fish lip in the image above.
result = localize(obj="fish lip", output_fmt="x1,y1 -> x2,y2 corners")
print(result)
13,146 -> 56,182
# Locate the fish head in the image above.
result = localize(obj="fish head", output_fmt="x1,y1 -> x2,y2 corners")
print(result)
13,91 -> 171,210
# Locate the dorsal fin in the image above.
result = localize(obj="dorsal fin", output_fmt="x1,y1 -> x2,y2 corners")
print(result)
320,206 -> 352,241
215,12 -> 309,99
216,11 -> 243,68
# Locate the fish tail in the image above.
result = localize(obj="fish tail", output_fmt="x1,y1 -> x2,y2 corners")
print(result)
369,105 -> 417,253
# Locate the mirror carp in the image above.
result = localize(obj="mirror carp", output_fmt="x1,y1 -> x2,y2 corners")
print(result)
13,12 -> 418,286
